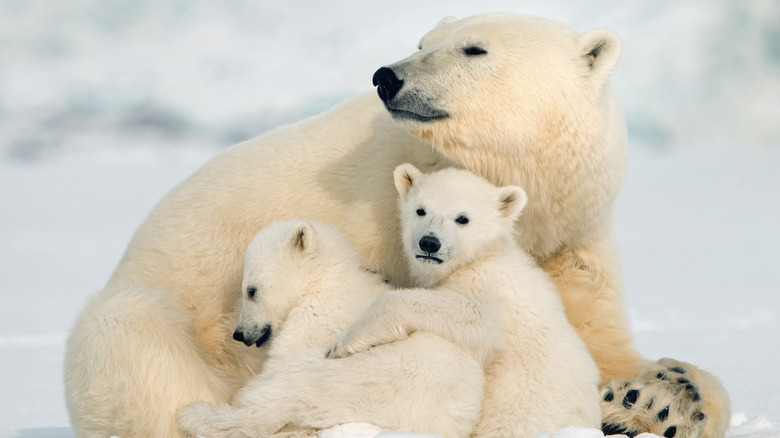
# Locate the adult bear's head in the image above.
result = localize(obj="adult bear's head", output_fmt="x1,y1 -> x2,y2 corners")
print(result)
373,12 -> 624,180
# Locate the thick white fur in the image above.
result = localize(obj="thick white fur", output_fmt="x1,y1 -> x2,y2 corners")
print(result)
328,165 -> 602,437
178,219 -> 485,438
64,12 -> 729,438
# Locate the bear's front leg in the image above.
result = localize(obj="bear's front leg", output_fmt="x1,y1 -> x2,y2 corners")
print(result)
325,291 -> 411,359
325,288 -> 498,362
177,401 -> 234,438
541,242 -> 645,380
542,241 -> 730,438
177,401 -> 280,438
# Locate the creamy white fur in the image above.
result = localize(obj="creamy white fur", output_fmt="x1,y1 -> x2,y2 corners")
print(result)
64,12 -> 729,438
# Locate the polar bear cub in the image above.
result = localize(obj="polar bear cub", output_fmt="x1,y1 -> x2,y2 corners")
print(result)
328,164 -> 602,437
177,218 -> 485,438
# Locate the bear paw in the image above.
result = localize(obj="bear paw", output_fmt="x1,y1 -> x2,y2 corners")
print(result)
600,359 -> 707,438
177,401 -> 224,438
325,319 -> 409,359
324,331 -> 367,359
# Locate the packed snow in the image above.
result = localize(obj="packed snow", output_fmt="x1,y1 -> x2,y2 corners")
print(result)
1,1 -> 778,437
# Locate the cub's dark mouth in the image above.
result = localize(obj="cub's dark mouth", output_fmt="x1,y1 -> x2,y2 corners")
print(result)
254,325 -> 272,348
233,323 -> 272,348
415,254 -> 443,264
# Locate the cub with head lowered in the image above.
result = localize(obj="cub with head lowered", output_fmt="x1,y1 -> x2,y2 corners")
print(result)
328,164 -> 601,437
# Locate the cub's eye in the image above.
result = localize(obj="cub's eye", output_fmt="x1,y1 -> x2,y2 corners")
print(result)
455,215 -> 469,225
463,46 -> 487,56
416,208 -> 426,216
247,286 -> 257,299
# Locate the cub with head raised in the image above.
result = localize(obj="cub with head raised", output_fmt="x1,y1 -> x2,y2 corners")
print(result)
328,164 -> 602,437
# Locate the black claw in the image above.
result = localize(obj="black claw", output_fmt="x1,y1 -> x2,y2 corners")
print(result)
670,366 -> 687,374
664,426 -> 677,438
603,390 -> 614,402
657,406 -> 670,422
678,381 -> 701,402
657,372 -> 667,380
645,397 -> 655,410
677,377 -> 690,385
694,412 -> 707,422
623,389 -> 639,408
602,423 -> 638,437
602,422 -> 626,436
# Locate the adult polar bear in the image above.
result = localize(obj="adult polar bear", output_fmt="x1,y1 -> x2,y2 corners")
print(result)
64,12 -> 729,438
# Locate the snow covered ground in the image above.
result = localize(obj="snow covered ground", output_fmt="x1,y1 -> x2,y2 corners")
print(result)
1,1 -> 778,437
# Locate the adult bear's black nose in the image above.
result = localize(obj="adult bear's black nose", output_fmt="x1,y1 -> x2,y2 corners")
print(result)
418,235 -> 441,254
373,67 -> 404,102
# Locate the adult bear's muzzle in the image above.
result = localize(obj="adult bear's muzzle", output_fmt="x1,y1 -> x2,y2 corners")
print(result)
373,67 -> 404,102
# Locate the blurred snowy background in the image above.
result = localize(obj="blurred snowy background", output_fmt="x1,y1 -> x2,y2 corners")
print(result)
1,0 -> 779,437
3,0 -> 779,160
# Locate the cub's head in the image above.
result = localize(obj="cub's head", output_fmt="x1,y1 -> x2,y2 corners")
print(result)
394,163 -> 527,287
233,220 -> 357,348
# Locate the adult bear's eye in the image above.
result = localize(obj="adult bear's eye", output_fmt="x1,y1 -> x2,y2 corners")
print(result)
247,286 -> 257,299
416,208 -> 426,216
463,46 -> 487,56
455,215 -> 469,225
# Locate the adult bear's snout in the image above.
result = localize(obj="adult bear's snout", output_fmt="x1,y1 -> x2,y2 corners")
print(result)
373,67 -> 404,102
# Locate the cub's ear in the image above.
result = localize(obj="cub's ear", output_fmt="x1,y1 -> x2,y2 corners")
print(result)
580,29 -> 621,83
394,163 -> 422,201
436,16 -> 457,27
497,186 -> 527,220
290,221 -> 315,252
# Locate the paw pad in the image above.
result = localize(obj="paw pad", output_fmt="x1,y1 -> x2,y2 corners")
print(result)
599,360 -> 708,438
657,405 -> 670,422
622,389 -> 639,408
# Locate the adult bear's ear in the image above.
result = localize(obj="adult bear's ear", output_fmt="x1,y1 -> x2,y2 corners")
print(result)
394,163 -> 422,201
290,221 -> 315,252
418,17 -> 457,49
497,186 -> 527,220
580,29 -> 621,84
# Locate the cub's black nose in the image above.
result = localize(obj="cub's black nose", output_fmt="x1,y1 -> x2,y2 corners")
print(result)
373,67 -> 404,102
418,235 -> 441,254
